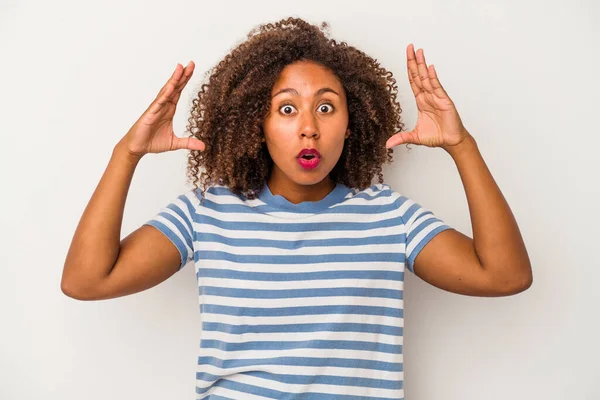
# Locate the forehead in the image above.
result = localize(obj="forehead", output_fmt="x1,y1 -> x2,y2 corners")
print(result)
271,61 -> 343,92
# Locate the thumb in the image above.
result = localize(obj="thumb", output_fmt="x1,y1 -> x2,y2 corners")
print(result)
386,131 -> 414,149
173,136 -> 206,152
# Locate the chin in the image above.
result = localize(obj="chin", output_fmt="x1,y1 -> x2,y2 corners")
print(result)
294,169 -> 335,186
270,153 -> 339,187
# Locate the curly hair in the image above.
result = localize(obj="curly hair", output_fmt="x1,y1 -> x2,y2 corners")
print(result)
185,16 -> 405,203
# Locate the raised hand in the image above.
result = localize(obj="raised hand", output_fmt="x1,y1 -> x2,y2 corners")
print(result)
386,44 -> 471,150
121,61 -> 206,158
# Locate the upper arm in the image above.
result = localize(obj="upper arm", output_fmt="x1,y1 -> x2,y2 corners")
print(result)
412,228 -> 496,296
78,191 -> 198,301
413,229 -> 531,297
87,224 -> 184,300
398,192 -> 497,297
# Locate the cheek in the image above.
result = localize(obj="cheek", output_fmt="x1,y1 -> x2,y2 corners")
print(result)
264,120 -> 296,148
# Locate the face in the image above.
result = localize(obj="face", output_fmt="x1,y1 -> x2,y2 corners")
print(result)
262,60 -> 350,191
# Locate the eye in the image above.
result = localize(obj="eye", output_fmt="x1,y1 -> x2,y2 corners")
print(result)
278,102 -> 335,115
318,103 -> 334,113
279,104 -> 296,115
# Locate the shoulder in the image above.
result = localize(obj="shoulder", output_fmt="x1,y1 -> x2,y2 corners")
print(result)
352,183 -> 434,225
350,183 -> 401,202
188,183 -> 252,207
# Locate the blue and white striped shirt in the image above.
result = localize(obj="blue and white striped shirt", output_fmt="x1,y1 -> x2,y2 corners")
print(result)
145,181 -> 452,400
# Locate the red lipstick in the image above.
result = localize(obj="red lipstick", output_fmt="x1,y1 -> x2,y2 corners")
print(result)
297,148 -> 321,170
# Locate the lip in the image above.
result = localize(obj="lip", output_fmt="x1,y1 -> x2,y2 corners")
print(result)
297,156 -> 320,170
297,148 -> 321,158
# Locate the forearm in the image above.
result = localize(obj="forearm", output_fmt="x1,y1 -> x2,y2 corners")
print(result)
444,133 -> 532,286
61,139 -> 143,294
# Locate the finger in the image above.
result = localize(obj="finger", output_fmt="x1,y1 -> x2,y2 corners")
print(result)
150,62 -> 192,114
416,48 -> 434,93
406,44 -> 422,95
172,62 -> 194,101
386,131 -> 413,148
173,136 -> 205,151
147,81 -> 175,115
172,62 -> 196,104
175,61 -> 195,92
156,63 -> 185,101
428,64 -> 449,99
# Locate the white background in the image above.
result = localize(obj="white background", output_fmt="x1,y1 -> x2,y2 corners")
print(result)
1,0 -> 598,399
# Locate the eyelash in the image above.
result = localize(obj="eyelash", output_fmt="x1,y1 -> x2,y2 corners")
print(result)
278,102 -> 335,115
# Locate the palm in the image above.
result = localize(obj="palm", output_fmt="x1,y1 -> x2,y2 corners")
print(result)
139,103 -> 180,154
386,44 -> 469,150
124,62 -> 205,156
408,90 -> 463,148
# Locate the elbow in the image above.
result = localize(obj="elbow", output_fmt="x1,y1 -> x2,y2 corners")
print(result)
61,276 -> 95,301
510,275 -> 533,295
61,278 -> 83,300
500,267 -> 533,296
518,262 -> 534,292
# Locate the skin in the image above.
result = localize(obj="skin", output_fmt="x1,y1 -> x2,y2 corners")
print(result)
62,42 -> 532,300
261,60 -> 350,204
261,45 -> 533,297
385,44 -> 533,296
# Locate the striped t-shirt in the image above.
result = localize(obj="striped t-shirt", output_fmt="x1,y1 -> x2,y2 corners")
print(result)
145,181 -> 452,400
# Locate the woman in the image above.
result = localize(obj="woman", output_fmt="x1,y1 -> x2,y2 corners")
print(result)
62,17 -> 532,400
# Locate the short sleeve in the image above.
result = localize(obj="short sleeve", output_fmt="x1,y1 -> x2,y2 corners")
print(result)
397,194 -> 453,274
144,190 -> 199,270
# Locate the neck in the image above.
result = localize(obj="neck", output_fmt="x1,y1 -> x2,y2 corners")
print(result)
267,170 -> 336,204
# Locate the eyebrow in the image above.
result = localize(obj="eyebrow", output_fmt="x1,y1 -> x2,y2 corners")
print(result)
271,87 -> 340,99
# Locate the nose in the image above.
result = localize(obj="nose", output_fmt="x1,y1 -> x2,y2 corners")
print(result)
299,112 -> 320,140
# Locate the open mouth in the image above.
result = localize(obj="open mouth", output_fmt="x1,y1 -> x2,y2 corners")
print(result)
297,154 -> 320,170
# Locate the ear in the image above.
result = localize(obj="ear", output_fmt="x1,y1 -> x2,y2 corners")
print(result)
345,129 -> 350,139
